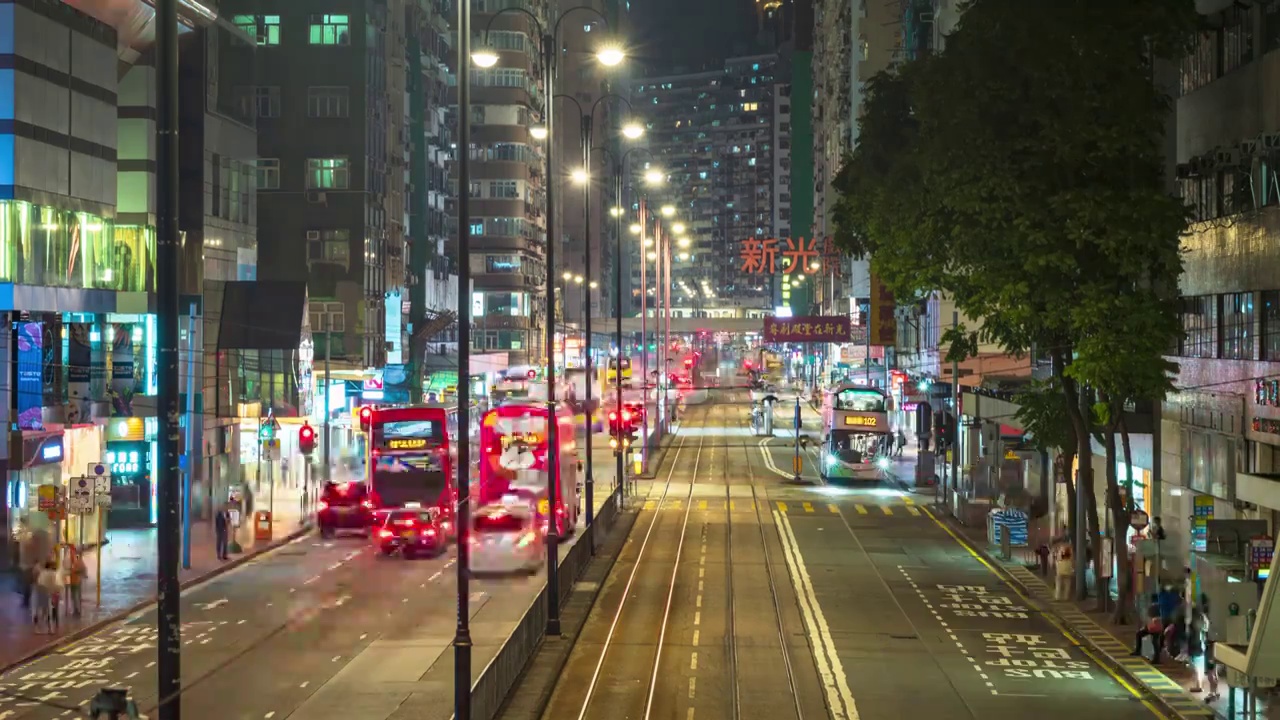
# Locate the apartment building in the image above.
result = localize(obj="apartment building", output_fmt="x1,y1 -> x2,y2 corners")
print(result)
628,55 -> 779,311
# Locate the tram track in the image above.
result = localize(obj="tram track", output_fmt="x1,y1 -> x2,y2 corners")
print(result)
569,401 -> 712,720
731,395 -> 806,720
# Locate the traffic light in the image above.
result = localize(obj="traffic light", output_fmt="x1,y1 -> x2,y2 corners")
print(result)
527,368 -> 537,380
684,358 -> 693,369
359,405 -> 373,433
299,423 -> 317,455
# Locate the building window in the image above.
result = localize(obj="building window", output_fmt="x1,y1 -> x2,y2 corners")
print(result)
307,86 -> 350,118
309,229 -> 351,266
1263,291 -> 1280,361
255,86 -> 280,118
1180,31 -> 1217,95
474,68 -> 528,88
469,221 -> 484,235
488,180 -> 518,198
1221,291 -> 1255,360
232,15 -> 280,45
488,30 -> 527,51
309,301 -> 346,333
255,159 -> 280,190
306,158 -> 349,189
1222,5 -> 1255,76
309,14 -> 350,45
1180,295 -> 1218,358
486,255 -> 521,273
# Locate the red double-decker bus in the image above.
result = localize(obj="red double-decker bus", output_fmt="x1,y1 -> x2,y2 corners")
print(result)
367,404 -> 458,535
478,402 -> 580,536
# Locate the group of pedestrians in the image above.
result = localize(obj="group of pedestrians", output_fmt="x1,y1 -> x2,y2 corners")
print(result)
16,520 -> 89,634
1133,586 -> 1222,703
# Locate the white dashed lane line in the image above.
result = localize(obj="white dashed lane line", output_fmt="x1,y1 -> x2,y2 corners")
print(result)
899,565 -> 997,695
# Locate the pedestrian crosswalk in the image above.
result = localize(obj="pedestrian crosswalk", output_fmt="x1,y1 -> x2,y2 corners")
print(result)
639,497 -> 925,517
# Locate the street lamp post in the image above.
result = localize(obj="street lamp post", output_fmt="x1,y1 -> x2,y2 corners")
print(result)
472,5 -> 623,638
453,0 -> 474,717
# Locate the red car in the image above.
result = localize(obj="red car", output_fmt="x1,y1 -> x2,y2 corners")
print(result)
375,508 -> 446,559
318,482 -> 375,538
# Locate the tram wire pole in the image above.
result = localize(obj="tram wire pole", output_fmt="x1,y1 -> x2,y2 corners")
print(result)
453,0 -> 474,714
155,0 -> 182,717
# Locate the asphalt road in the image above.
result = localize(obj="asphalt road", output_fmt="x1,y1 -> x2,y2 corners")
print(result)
756,432 -> 1164,720
538,394 -> 828,720
0,444 -> 620,720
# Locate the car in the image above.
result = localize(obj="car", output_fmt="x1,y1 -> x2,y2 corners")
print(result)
622,401 -> 646,424
470,502 -> 543,575
318,481 -> 375,538
375,508 -> 446,558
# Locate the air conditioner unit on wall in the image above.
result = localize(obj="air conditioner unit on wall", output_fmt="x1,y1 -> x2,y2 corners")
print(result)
307,191 -> 328,204
306,230 -> 321,241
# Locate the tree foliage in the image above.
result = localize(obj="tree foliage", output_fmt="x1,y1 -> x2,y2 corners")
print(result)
831,0 -> 1197,615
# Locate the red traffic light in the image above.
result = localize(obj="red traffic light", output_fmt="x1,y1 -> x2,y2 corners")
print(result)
527,369 -> 537,380
608,411 -> 618,422
359,406 -> 373,432
299,423 -> 317,454
684,359 -> 693,367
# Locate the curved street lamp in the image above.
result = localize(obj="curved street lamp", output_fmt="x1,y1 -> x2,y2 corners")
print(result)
468,0 -> 624,664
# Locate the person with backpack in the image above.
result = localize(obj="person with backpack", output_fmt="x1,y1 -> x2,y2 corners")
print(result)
1132,594 -> 1165,663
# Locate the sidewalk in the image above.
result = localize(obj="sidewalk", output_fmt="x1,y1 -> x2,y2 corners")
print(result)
0,485 -> 311,673
933,499 -> 1276,720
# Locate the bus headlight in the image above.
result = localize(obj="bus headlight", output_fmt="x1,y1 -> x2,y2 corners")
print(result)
875,456 -> 891,471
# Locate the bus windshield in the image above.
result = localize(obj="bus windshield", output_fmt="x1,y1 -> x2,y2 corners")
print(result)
834,389 -> 887,413
609,358 -> 631,370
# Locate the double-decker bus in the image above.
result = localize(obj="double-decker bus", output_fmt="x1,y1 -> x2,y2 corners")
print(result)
368,404 -> 459,534
478,402 -> 580,536
819,385 -> 892,483
606,356 -> 632,387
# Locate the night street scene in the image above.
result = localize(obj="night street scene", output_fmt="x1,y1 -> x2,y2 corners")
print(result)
0,0 -> 1276,719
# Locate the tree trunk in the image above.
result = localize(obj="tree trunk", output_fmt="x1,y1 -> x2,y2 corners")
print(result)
1100,418 -> 1118,613
1059,365 -> 1095,602
1062,449 -> 1077,545
1114,413 -> 1137,624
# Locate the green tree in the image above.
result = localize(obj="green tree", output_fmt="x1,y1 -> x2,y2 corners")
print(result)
831,0 -> 1196,598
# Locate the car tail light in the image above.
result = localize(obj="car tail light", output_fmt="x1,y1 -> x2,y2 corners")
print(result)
442,521 -> 452,530
318,501 -> 329,511
608,411 -> 617,422
621,411 -> 632,422
424,528 -> 437,537
361,500 -> 374,509
378,529 -> 393,538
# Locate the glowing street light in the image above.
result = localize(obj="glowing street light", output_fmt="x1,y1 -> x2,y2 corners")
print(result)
643,238 -> 654,247
629,223 -> 642,235
596,46 -> 625,66
562,271 -> 573,281
530,125 -> 548,140
677,237 -> 691,249
574,274 -> 584,284
622,123 -> 644,139
678,252 -> 690,261
672,222 -> 686,234
471,49 -> 499,67
660,205 -> 675,217
571,168 -> 589,184
610,207 -> 623,218
647,251 -> 658,261
643,169 -> 665,185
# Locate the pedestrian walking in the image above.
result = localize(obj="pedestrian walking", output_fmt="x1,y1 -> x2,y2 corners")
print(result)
215,505 -> 230,560
33,559 -> 60,634
64,546 -> 87,617
1053,545 -> 1074,601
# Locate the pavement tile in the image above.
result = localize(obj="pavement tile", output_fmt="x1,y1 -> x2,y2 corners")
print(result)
0,488 -> 309,673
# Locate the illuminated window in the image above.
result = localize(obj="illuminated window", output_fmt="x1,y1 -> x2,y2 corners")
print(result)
255,159 -> 280,190
306,158 -> 349,189
309,14 -> 350,45
233,15 -> 280,45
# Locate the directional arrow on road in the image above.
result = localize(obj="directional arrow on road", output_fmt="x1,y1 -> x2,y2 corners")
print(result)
198,598 -> 229,610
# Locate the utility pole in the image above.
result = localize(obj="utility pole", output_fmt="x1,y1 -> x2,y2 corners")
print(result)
581,114 -> 595,553
453,0 -> 473,715
949,310 -> 959,507
155,0 -> 182,717
322,314 -> 332,483
181,303 -> 197,570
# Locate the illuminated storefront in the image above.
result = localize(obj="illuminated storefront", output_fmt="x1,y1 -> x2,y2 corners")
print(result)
0,201 -> 154,291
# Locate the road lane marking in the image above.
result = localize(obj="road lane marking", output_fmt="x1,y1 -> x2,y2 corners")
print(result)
692,629 -> 700,646
264,713 -> 276,719
694,611 -> 701,625
304,575 -> 320,585
331,656 -> 341,662
299,681 -> 309,688
828,503 -> 839,514
855,504 -> 868,515
689,677 -> 696,698
920,506 -> 1167,718
687,709 -> 695,720
699,567 -> 704,578
696,595 -> 702,608
899,566 -> 994,695
729,500 -> 736,511
776,501 -> 788,512
903,496 -> 915,505
359,633 -> 368,640
698,580 -> 704,592
803,502 -> 814,513
774,510 -> 858,719
690,652 -> 698,670
881,506 -> 893,516
698,500 -> 707,510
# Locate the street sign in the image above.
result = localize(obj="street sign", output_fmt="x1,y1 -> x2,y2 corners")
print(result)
37,484 -> 59,511
1130,510 -> 1150,532
68,493 -> 94,514
794,399 -> 802,430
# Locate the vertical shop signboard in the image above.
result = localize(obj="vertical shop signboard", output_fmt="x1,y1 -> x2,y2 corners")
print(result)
1192,494 -> 1214,552
110,324 -> 134,416
15,321 -> 43,430
67,323 -> 93,423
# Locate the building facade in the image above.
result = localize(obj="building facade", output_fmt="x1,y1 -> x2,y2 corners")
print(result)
628,55 -> 780,311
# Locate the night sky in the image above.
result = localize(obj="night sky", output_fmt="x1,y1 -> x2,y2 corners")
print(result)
627,0 -> 764,74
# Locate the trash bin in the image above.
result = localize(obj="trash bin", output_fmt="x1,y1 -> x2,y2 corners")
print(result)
253,511 -> 273,542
